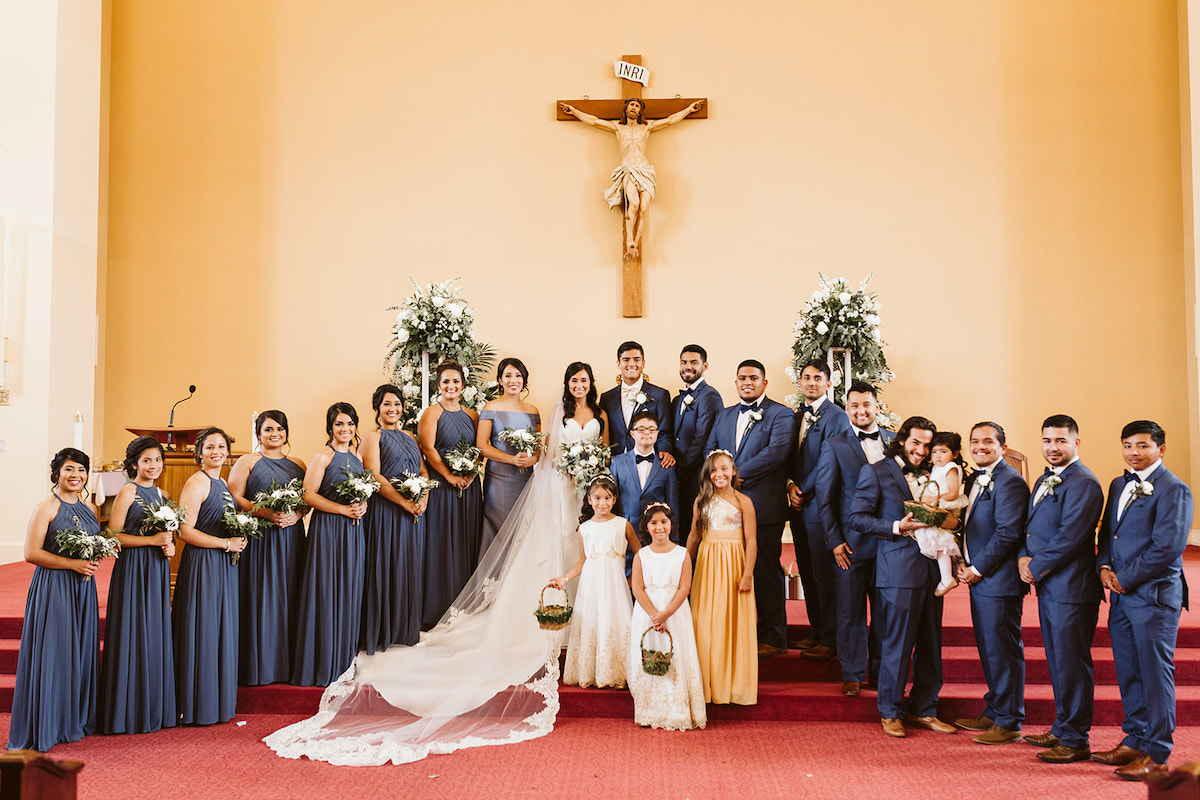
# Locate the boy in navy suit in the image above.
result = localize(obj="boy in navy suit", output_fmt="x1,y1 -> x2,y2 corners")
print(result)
1093,420 -> 1194,781
599,341 -> 675,462
1018,414 -> 1104,764
613,410 -> 680,576
671,345 -> 723,536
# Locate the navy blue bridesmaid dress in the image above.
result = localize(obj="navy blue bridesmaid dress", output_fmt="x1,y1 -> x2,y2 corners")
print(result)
361,429 -> 425,653
239,456 -> 306,685
98,484 -> 176,734
479,409 -> 539,553
291,450 -> 366,686
8,498 -> 100,751
173,473 -> 239,725
420,405 -> 483,628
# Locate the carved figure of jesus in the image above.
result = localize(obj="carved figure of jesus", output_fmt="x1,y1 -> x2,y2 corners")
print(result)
560,97 -> 704,260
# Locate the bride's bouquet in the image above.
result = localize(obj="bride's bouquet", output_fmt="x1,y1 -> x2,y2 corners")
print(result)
556,439 -> 612,496
55,520 -> 121,581
251,478 -> 307,522
444,437 -> 484,497
333,465 -> 381,523
133,495 -> 184,536
391,472 -> 439,503
498,427 -> 546,473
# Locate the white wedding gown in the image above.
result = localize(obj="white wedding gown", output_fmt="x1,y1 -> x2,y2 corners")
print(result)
264,405 -> 598,766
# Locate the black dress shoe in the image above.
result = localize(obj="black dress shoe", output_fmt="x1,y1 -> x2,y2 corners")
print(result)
1037,744 -> 1091,764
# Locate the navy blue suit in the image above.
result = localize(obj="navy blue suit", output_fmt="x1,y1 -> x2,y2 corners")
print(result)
790,399 -> 851,647
1021,460 -> 1103,749
1097,462 -> 1193,764
704,396 -> 795,648
612,449 -> 680,575
814,428 -> 894,682
600,381 -> 674,456
849,457 -> 944,721
961,458 -> 1029,730
672,379 -> 723,536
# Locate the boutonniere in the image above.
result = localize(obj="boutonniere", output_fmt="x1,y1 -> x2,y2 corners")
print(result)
634,391 -> 648,407
745,410 -> 763,431
1036,474 -> 1062,505
681,394 -> 696,413
974,472 -> 993,492
1123,478 -> 1154,513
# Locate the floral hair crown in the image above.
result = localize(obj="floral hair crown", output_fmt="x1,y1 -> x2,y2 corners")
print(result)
587,474 -> 617,490
643,501 -> 671,513
707,448 -> 734,461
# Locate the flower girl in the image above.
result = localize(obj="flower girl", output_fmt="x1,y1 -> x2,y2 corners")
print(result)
686,450 -> 758,705
912,431 -> 969,596
553,476 -> 640,688
627,503 -> 705,730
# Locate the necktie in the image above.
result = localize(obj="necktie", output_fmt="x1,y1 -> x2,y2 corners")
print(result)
635,453 -> 654,464
857,430 -> 880,441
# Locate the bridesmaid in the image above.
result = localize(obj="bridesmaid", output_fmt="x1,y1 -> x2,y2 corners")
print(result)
358,385 -> 427,653
98,436 -> 176,734
291,402 -> 367,686
418,360 -> 483,628
174,426 -> 246,725
227,410 -> 307,686
8,448 -> 101,751
476,357 -> 541,554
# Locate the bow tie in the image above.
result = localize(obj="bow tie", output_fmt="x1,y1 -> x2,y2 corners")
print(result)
680,387 -> 694,396
635,453 -> 655,464
902,463 -> 923,476
1042,467 -> 1056,480
1123,470 -> 1139,483
801,404 -> 815,416
622,385 -> 640,397
857,430 -> 880,441
739,403 -> 760,414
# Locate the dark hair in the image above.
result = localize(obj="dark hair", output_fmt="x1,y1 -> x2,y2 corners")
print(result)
193,427 -> 233,465
883,416 -> 937,462
695,449 -> 741,538
579,475 -> 619,524
325,402 -> 360,449
846,381 -> 878,401
798,357 -> 832,380
971,421 -> 1006,447
435,360 -> 466,385
51,447 -> 91,485
1042,414 -> 1079,437
371,385 -> 403,427
1121,419 -> 1165,446
930,432 -> 965,470
616,341 -> 644,360
123,436 -> 164,478
680,344 -> 707,362
618,97 -> 645,125
737,359 -> 766,376
562,362 -> 605,436
255,410 -> 290,445
496,357 -> 529,391
629,409 -> 658,430
637,503 -> 677,546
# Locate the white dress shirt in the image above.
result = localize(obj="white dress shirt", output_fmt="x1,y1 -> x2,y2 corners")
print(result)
798,393 -> 828,442
621,377 -> 645,427
852,423 -> 885,464
734,398 -> 762,450
634,447 -> 654,489
1032,456 -> 1079,505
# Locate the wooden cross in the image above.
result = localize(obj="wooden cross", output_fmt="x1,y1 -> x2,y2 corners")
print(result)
558,54 -> 707,317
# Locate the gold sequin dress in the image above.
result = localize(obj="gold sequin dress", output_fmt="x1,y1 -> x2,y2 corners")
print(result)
562,516 -> 633,688
691,495 -> 758,705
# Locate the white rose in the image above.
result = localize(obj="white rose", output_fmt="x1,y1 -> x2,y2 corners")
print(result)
816,321 -> 829,335
394,328 -> 409,344
431,296 -> 446,308
447,303 -> 463,317
839,291 -> 852,304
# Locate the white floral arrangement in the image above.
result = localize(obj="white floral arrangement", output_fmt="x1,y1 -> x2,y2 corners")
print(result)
133,495 -> 184,535
498,427 -> 546,456
251,478 -> 306,517
384,277 -> 500,429
55,520 -> 121,581
556,438 -> 612,497
222,493 -> 263,564
443,437 -> 485,497
391,472 -> 440,503
333,465 -> 382,506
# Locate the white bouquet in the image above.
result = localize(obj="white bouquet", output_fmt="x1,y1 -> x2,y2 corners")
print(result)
55,520 -> 121,581
391,472 -> 439,503
251,478 -> 307,518
133,495 -> 184,536
222,504 -> 263,565
333,465 -> 381,522
443,438 -> 484,497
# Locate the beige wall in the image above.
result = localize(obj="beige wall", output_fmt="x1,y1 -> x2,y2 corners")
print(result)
102,2 -> 1191,506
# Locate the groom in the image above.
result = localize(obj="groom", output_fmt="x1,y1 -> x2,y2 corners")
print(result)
704,360 -> 795,656
600,341 -> 675,465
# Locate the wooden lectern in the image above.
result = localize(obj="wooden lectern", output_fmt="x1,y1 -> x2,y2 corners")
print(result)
0,751 -> 84,800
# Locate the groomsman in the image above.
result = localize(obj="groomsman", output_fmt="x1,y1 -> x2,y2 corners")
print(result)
671,344 -> 723,536
704,360 -> 795,656
599,341 -> 675,462
612,410 -> 680,575
1019,414 -> 1104,764
814,381 -> 893,696
787,358 -> 851,659
953,422 -> 1030,744
849,415 -> 955,738
1092,420 -> 1193,781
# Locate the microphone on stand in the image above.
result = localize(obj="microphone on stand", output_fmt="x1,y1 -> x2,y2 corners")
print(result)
167,385 -> 196,450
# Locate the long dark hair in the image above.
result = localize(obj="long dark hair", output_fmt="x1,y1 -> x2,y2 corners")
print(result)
578,475 -> 619,525
883,416 -> 937,466
930,431 -> 965,470
325,402 -> 360,449
562,361 -> 605,435
636,502 -> 677,546
123,436 -> 164,478
496,357 -> 529,393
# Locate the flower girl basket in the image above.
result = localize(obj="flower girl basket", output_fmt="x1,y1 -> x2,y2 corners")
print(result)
902,478 -> 960,530
640,628 -> 674,676
534,585 -> 573,631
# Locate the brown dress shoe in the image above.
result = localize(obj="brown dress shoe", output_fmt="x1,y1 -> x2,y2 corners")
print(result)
881,718 -> 906,738
841,681 -> 861,697
1023,732 -> 1060,748
904,714 -> 957,734
1115,754 -> 1169,782
802,644 -> 837,661
973,726 -> 1023,745
1037,744 -> 1091,763
757,643 -> 786,658
1091,743 -> 1146,766
789,636 -> 819,651
954,715 -> 994,732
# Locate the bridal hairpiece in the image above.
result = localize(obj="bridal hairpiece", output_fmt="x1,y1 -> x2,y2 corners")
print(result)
707,448 -> 734,460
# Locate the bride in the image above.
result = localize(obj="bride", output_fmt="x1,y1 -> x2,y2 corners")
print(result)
265,362 -> 610,766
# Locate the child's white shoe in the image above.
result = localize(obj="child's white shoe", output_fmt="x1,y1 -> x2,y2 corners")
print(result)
935,578 -> 958,597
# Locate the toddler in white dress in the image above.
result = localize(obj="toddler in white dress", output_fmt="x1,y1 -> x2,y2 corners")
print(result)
912,432 -> 968,596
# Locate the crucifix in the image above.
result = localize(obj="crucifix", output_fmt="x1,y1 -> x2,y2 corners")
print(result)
558,54 -> 707,317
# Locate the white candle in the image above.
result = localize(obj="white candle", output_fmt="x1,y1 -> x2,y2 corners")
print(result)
251,410 -> 260,453
73,410 -> 83,450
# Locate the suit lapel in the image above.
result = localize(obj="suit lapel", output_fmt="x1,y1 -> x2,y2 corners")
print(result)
883,458 -> 914,501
